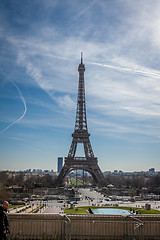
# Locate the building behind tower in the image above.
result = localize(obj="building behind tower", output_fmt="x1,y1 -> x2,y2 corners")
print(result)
57,157 -> 63,173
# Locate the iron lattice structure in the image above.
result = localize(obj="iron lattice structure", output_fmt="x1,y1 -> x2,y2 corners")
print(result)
57,54 -> 104,185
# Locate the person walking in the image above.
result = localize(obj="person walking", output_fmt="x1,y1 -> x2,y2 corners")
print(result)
0,201 -> 9,240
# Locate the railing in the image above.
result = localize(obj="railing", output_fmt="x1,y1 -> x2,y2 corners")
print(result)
9,214 -> 71,240
8,214 -> 160,240
68,215 -> 145,240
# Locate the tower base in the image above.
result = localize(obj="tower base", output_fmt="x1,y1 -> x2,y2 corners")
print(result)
56,157 -> 104,186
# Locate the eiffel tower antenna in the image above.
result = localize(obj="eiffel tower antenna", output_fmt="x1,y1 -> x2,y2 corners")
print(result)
56,53 -> 104,185
81,52 -> 83,64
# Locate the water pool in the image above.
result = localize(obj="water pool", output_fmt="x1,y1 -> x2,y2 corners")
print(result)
92,208 -> 131,215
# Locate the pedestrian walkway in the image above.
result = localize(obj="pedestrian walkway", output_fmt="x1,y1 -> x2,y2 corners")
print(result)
42,205 -> 64,214
9,204 -> 39,214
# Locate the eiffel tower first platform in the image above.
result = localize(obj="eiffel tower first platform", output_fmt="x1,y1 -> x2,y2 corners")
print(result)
56,53 -> 104,185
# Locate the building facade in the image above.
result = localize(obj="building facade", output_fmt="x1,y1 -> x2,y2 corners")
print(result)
57,157 -> 63,173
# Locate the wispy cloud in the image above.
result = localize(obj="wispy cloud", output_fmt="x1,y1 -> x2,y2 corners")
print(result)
88,60 -> 160,117
1,0 -> 160,140
0,72 -> 27,135
55,95 -> 76,110
91,61 -> 160,80
3,33 -> 159,142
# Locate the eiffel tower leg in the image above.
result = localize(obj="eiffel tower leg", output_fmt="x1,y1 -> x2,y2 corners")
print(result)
68,140 -> 77,158
83,169 -> 84,186
84,140 -> 94,158
56,163 -> 70,185
83,160 -> 105,184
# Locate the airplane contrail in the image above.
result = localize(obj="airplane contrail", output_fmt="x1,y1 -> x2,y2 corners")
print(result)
0,76 -> 27,135
91,62 -> 160,79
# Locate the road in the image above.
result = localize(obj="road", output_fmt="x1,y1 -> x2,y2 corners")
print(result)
78,188 -> 106,206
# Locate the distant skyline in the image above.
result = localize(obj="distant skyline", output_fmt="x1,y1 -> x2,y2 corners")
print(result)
0,0 -> 160,172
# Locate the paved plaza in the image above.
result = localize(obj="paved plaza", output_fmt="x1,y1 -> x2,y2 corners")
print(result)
42,205 -> 64,214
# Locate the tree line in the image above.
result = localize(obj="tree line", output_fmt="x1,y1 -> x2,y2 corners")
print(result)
0,171 -> 160,194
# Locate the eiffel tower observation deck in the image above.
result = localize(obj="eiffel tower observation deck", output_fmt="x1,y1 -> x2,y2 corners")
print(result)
56,53 -> 104,185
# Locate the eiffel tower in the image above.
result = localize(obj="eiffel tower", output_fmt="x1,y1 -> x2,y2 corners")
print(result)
56,53 -> 104,185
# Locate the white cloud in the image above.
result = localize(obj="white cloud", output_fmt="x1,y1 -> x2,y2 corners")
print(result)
55,95 -> 76,110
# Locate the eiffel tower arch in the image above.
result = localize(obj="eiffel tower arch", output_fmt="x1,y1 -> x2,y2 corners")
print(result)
56,53 -> 104,185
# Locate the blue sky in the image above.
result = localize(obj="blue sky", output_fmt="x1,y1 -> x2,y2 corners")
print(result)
0,0 -> 160,172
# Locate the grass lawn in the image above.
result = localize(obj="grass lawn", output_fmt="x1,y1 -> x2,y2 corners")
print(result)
8,205 -> 24,209
64,207 -> 89,214
70,178 -> 83,185
64,206 -> 160,215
